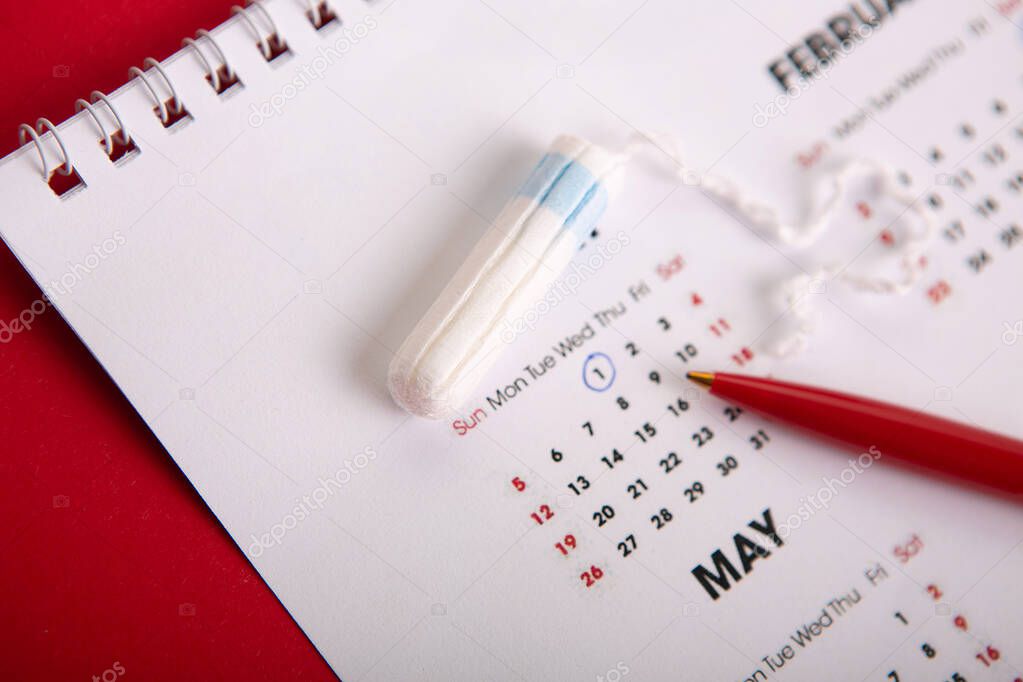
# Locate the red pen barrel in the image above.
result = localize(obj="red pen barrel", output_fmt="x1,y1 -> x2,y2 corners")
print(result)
709,373 -> 1023,496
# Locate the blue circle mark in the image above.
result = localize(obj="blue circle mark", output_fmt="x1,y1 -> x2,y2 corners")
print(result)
582,352 -> 616,393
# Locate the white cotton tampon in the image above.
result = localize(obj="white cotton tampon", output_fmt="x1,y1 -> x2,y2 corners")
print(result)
389,135 -> 619,418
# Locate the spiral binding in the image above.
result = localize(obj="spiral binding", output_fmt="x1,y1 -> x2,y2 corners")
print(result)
15,0 -> 340,198
183,29 -> 242,94
19,120 -> 72,179
232,1 -> 291,62
129,57 -> 190,127
75,91 -> 139,165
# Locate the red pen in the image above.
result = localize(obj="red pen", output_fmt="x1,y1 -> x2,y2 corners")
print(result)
686,371 -> 1023,497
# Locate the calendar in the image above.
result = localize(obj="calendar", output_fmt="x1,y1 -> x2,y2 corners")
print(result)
0,0 -> 1021,679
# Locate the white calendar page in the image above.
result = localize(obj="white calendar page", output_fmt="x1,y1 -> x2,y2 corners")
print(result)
2,0 -> 1022,679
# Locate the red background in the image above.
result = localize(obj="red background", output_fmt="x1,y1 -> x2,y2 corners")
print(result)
0,2 -> 336,679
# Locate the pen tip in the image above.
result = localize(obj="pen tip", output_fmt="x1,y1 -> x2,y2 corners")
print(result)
686,371 -> 715,387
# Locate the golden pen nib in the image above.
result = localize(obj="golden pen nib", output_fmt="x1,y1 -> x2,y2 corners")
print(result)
686,371 -> 715,387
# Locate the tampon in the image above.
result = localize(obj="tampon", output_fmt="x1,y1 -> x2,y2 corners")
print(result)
389,135 -> 619,418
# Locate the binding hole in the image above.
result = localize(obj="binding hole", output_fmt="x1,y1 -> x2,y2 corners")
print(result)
106,134 -> 140,164
48,167 -> 87,198
264,33 -> 290,61
307,1 -> 339,30
157,97 -> 193,129
210,64 -> 242,94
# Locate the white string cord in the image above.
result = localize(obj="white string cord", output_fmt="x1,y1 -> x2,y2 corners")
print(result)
620,131 -> 935,356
